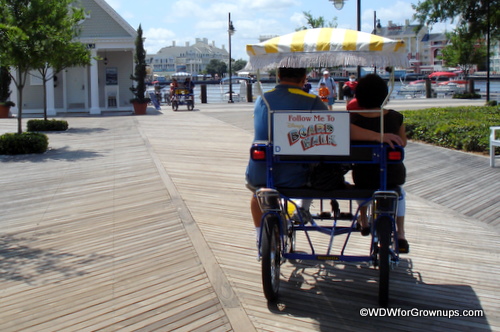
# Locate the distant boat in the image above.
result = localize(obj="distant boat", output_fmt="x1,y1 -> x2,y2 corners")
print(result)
220,77 -> 260,102
434,80 -> 468,96
428,71 -> 457,79
398,72 -> 469,97
397,80 -> 429,98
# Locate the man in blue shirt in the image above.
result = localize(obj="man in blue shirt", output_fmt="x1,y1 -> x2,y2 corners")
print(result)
246,67 -> 327,246
246,68 -> 327,189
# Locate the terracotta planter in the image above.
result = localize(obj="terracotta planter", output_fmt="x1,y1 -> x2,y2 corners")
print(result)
132,101 -> 148,115
0,105 -> 11,118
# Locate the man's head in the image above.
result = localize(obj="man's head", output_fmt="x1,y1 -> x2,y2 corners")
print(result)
323,70 -> 330,77
355,74 -> 388,109
278,67 -> 306,85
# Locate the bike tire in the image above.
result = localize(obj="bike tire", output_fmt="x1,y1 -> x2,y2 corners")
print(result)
172,101 -> 178,111
261,215 -> 281,302
377,216 -> 392,307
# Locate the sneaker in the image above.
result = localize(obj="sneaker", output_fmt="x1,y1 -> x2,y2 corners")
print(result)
398,239 -> 410,254
256,240 -> 261,261
291,207 -> 312,224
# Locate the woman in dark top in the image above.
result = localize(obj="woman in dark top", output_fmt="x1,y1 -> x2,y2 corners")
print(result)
350,110 -> 406,189
350,74 -> 409,253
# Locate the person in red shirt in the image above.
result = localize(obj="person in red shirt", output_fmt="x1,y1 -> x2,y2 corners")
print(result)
343,75 -> 358,101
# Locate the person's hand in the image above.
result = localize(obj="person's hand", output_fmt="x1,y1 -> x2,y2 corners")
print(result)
382,133 -> 403,149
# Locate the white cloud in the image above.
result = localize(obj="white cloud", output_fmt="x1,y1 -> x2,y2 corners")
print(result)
105,0 -> 121,10
240,0 -> 300,10
290,12 -> 306,28
144,28 -> 176,54
361,1 -> 415,28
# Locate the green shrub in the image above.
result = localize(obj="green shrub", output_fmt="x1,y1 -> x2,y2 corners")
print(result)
403,106 -> 500,154
452,92 -> 481,99
27,119 -> 68,132
0,132 -> 49,155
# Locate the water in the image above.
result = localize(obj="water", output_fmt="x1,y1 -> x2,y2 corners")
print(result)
202,80 -> 500,104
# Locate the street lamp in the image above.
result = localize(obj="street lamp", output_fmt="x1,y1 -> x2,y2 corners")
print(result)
329,0 -> 361,31
228,13 -> 236,103
330,0 -> 361,77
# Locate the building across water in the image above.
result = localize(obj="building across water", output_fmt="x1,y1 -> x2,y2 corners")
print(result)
146,38 -> 229,80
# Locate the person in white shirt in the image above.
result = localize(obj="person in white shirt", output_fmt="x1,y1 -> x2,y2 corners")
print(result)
316,70 -> 337,110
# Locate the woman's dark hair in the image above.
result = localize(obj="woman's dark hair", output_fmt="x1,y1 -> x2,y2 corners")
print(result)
278,67 -> 306,83
355,74 -> 388,108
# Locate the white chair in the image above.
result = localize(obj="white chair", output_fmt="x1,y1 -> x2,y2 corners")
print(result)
490,126 -> 500,167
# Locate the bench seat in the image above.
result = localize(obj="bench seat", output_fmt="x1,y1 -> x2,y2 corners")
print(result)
490,126 -> 500,167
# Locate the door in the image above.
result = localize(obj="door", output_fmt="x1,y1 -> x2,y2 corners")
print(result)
65,67 -> 87,110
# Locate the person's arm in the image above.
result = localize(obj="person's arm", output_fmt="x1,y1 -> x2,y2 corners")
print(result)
350,123 -> 403,148
398,123 -> 408,147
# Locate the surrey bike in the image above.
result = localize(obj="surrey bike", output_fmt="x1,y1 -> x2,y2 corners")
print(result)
171,85 -> 194,111
244,27 -> 409,307
250,110 -> 404,307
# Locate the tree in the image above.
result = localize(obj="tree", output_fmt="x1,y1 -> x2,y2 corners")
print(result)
233,59 -> 247,73
30,4 -> 91,120
205,59 -> 227,78
412,0 -> 499,39
297,11 -> 338,30
440,23 -> 486,77
413,0 -> 499,102
0,0 -> 91,133
130,24 -> 149,104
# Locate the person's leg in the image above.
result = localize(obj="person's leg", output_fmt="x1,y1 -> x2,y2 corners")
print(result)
396,187 -> 409,253
251,194 -> 262,228
396,187 -> 406,239
357,204 -> 370,236
396,216 -> 405,239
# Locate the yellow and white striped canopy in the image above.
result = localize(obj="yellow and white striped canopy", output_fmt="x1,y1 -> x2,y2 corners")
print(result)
245,28 -> 407,70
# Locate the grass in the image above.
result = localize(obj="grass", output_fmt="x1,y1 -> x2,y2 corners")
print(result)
402,105 -> 500,154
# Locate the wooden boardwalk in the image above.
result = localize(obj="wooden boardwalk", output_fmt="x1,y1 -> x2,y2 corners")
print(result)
0,100 -> 498,331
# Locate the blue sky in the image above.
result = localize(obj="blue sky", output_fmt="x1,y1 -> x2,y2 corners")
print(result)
106,0 -> 455,60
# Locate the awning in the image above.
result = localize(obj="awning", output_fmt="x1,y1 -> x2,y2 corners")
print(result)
245,28 -> 408,70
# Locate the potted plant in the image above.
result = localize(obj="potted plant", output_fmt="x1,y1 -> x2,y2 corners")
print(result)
0,66 -> 15,118
129,25 -> 150,115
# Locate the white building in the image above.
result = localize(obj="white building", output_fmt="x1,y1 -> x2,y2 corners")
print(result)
147,38 -> 229,78
10,0 -> 136,116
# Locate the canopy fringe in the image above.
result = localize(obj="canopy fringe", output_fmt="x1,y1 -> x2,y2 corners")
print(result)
244,51 -> 408,71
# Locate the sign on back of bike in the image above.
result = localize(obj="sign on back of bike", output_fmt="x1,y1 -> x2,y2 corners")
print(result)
273,111 -> 350,155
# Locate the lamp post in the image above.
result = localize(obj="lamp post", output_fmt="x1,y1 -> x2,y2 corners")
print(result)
228,13 -> 236,103
329,0 -> 361,31
486,0 -> 490,103
330,0 -> 361,78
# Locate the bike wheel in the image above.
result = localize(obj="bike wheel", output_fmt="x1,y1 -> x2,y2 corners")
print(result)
187,100 -> 194,111
261,215 -> 281,302
377,216 -> 392,307
172,101 -> 178,111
